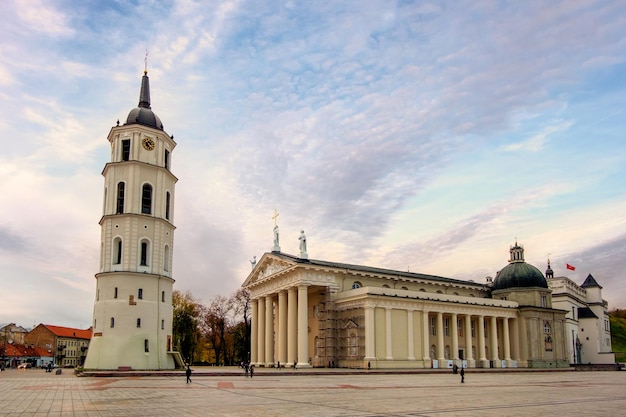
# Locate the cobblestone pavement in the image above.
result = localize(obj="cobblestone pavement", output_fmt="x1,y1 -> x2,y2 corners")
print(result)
1,367 -> 625,416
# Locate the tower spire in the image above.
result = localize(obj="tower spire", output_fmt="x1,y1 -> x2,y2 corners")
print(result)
138,70 -> 151,109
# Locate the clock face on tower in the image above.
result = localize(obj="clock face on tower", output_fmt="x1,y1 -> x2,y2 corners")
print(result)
142,137 -> 155,151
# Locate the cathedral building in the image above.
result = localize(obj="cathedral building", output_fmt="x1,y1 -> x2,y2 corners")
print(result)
84,70 -> 179,370
243,239 -> 614,369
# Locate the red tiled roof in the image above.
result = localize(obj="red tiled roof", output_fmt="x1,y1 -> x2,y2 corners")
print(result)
43,324 -> 92,340
0,344 -> 53,357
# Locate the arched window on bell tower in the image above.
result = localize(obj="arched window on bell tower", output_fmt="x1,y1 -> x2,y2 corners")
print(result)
141,184 -> 152,214
164,245 -> 170,272
116,182 -> 125,214
140,239 -> 150,266
113,237 -> 123,265
165,191 -> 171,220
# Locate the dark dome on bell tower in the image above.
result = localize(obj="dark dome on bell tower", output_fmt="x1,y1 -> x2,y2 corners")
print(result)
125,70 -> 164,130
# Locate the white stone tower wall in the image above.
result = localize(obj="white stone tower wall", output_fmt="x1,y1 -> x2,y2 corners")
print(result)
85,76 -> 178,370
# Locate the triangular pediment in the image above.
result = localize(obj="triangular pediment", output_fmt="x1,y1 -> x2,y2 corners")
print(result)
242,252 -> 297,287
345,320 -> 358,329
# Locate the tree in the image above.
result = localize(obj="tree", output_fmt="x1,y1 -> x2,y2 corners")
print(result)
172,290 -> 201,364
230,288 -> 251,363
200,295 -> 230,365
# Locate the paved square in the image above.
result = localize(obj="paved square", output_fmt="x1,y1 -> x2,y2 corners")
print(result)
1,368 -> 624,416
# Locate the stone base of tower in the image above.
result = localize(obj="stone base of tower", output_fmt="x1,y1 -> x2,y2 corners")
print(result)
84,334 -> 175,371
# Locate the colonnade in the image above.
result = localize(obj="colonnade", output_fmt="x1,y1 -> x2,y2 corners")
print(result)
251,286 -> 520,368
250,285 -> 310,367
362,307 -> 519,367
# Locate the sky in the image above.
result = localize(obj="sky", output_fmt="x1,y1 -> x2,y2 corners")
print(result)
1,0 -> 625,330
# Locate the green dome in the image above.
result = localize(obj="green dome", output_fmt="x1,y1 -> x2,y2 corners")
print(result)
492,262 -> 548,290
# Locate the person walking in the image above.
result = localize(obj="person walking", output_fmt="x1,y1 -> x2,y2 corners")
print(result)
460,367 -> 465,383
250,365 -> 254,379
186,365 -> 192,384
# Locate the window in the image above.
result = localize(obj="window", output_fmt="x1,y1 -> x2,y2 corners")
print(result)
351,281 -> 362,289
110,317 -> 115,328
137,318 -> 141,328
140,241 -> 149,266
121,139 -> 130,161
164,149 -> 170,170
572,307 -> 576,320
161,291 -> 165,302
458,319 -> 463,337
141,184 -> 152,214
382,284 -> 390,288
541,295 -> 547,308
348,332 -> 358,356
401,286 -> 408,290
113,238 -> 122,264
114,287 -> 118,299
138,288 -> 143,300
444,318 -> 449,336
144,339 -> 149,352
544,322 -> 551,334
116,182 -> 125,214
161,319 -> 165,330
471,320 -> 475,337
430,316 -> 436,336
164,245 -> 170,272
165,191 -> 171,220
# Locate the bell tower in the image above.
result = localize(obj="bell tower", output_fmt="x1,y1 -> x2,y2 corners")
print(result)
84,70 -> 178,370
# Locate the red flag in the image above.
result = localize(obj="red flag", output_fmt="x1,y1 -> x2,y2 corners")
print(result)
566,263 -> 576,271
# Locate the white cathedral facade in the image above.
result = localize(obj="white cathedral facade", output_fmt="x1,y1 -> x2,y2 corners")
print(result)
84,71 -> 179,370
243,238 -> 615,369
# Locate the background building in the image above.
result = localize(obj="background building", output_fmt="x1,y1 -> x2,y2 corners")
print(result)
548,269 -> 615,365
23,324 -> 91,367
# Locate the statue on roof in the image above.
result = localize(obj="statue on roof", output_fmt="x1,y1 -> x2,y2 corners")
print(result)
299,230 -> 308,259
272,209 -> 280,252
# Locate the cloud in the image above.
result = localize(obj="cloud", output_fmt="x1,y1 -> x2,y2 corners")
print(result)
501,120 -> 574,152
14,0 -> 74,36
0,227 -> 28,253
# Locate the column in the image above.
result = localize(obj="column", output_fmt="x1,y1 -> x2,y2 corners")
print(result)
250,299 -> 258,365
477,315 -> 487,367
451,313 -> 459,361
364,305 -> 376,361
436,312 -> 444,363
503,317 -> 511,364
385,308 -> 393,360
422,311 -> 430,363
287,287 -> 297,367
265,295 -> 274,367
278,290 -> 287,367
490,316 -> 499,364
464,314 -> 474,367
511,318 -> 520,364
257,297 -> 266,366
297,285 -> 309,367
407,310 -> 415,361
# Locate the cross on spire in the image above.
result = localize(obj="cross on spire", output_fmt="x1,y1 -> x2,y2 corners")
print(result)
272,208 -> 279,226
